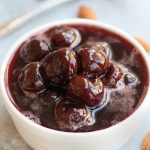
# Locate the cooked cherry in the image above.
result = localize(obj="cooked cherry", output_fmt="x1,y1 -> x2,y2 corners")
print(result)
18,62 -> 47,98
50,26 -> 81,50
22,111 -> 41,124
42,48 -> 78,86
77,47 -> 109,75
103,63 -> 123,87
95,42 -> 112,59
20,38 -> 50,63
67,75 -> 104,107
37,90 -> 58,105
55,97 -> 94,131
79,41 -> 112,58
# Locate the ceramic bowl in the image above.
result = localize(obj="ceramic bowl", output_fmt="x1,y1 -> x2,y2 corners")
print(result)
0,19 -> 150,150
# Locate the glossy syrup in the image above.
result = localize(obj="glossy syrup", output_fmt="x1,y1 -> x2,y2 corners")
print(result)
7,24 -> 149,132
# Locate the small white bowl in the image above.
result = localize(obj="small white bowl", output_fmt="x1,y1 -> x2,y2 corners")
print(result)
0,19 -> 150,150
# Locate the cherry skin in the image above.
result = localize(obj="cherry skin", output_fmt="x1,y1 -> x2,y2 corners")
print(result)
50,26 -> 81,50
103,63 -> 123,88
79,41 -> 112,58
18,62 -> 47,98
67,75 -> 104,107
93,42 -> 112,59
77,47 -> 109,75
55,97 -> 94,131
42,48 -> 78,86
20,38 -> 50,63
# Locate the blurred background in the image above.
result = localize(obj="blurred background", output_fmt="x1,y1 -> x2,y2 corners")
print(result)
0,0 -> 150,149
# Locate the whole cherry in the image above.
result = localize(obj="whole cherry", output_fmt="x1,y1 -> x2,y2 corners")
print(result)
79,41 -> 112,58
20,38 -> 50,63
67,75 -> 104,107
103,63 -> 123,88
50,26 -> 81,50
42,47 -> 78,86
77,47 -> 109,75
55,97 -> 94,131
18,62 -> 47,99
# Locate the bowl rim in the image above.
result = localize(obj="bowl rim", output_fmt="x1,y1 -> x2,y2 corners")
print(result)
0,18 -> 150,137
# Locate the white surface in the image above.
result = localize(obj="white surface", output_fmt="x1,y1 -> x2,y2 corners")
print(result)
0,0 -> 150,150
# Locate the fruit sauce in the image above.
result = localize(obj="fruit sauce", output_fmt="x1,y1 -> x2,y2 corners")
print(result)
6,24 -> 149,132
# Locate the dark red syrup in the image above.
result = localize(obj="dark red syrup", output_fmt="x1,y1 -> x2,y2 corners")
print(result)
6,24 -> 149,132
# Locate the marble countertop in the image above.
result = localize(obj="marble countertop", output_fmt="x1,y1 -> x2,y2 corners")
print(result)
0,0 -> 150,149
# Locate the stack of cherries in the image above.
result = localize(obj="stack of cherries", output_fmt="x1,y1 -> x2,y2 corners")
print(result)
18,26 -> 124,131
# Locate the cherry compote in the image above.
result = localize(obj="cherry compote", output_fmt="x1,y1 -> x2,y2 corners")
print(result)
7,24 -> 149,132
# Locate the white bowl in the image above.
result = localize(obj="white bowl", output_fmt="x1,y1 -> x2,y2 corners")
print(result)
0,19 -> 150,150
